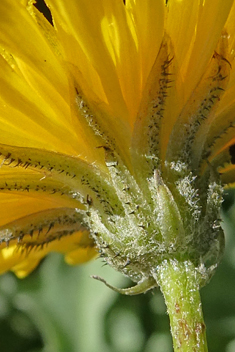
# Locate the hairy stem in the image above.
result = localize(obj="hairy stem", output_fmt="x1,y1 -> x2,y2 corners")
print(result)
154,259 -> 208,352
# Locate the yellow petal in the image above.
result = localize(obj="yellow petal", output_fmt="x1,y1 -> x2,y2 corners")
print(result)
0,1 -> 104,163
46,0 -> 130,119
218,163 -> 235,187
0,229 -> 96,278
224,1 -> 235,60
45,0 -> 136,161
126,0 -> 165,91
65,247 -> 97,265
0,56 -> 75,153
0,0 -> 67,101
166,0 -> 234,104
0,190 -> 77,227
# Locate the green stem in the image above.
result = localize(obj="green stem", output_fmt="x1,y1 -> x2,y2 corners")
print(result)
153,259 -> 208,352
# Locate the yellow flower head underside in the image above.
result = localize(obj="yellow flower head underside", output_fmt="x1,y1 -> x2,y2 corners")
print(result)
0,0 -> 235,277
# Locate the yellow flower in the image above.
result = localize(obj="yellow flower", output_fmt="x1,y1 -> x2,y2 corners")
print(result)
0,0 -> 235,287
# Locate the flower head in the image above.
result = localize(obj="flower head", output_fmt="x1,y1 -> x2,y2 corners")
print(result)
0,0 -> 235,290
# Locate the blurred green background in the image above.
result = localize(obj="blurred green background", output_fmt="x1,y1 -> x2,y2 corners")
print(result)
0,190 -> 235,352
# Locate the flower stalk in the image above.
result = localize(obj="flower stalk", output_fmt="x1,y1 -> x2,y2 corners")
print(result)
154,259 -> 208,352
